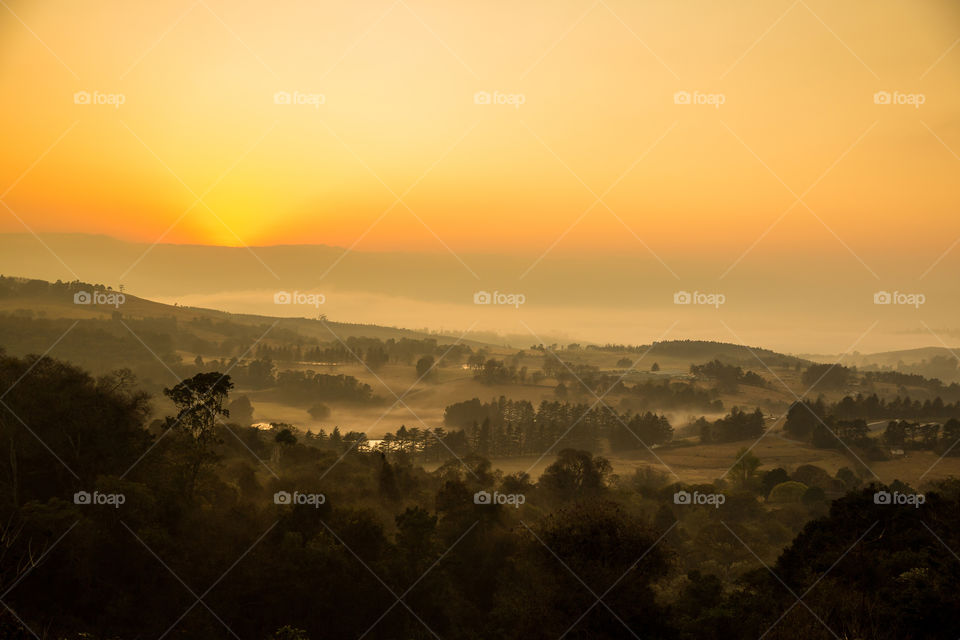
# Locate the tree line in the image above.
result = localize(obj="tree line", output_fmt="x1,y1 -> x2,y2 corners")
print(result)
693,407 -> 766,443
435,397 -> 674,456
830,392 -> 960,420
785,398 -> 960,458
254,336 -> 474,367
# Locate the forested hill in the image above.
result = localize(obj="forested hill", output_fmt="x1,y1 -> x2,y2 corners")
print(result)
592,339 -> 810,368
0,275 -> 482,344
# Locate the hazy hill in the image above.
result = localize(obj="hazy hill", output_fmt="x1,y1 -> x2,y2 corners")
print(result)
0,275 -> 484,346
624,339 -> 809,368
3,232 -> 959,354
849,347 -> 960,367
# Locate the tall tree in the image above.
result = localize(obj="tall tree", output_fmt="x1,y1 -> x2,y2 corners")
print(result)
162,372 -> 233,497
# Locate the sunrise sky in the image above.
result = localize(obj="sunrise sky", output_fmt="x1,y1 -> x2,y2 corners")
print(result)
1,0 -> 958,261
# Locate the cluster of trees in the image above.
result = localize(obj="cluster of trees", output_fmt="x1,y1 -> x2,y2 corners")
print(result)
690,359 -> 766,391
883,419 -> 960,453
784,400 -> 878,452
273,369 -> 377,405
255,343 -> 356,364
623,380 -> 722,412
439,397 -> 673,456
694,407 -> 766,443
0,350 -> 957,639
540,355 -> 598,381
801,363 -> 854,390
472,357 -> 528,385
374,425 -> 467,459
785,398 -> 960,457
299,424 -> 368,449
752,463 -> 862,502
202,358 -> 378,407
231,357 -> 278,387
466,352 -> 612,387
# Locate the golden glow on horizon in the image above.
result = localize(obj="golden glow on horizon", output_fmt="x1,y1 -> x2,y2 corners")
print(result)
1,0 -> 959,253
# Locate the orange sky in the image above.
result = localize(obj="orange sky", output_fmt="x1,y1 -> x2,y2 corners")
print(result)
1,0 -> 959,256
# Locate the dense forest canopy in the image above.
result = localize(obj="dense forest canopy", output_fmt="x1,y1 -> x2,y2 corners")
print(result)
0,349 -> 956,639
